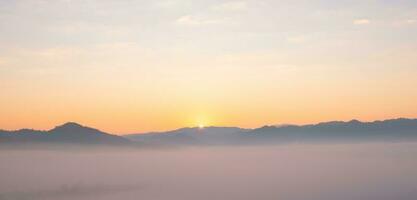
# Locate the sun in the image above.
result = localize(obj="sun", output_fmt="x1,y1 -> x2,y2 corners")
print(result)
198,124 -> 205,129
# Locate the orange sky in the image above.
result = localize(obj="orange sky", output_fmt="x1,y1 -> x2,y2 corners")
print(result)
1,0 -> 417,134
2,64 -> 416,134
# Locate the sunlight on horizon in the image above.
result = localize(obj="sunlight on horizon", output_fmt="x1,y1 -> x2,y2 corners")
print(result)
198,124 -> 205,129
0,0 -> 417,133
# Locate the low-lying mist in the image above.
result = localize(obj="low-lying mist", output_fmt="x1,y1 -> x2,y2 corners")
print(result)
1,142 -> 417,200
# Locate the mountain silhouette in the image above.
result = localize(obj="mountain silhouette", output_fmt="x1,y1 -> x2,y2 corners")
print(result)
126,126 -> 248,145
1,118 -> 417,147
0,122 -> 129,145
127,118 -> 417,145
241,118 -> 417,144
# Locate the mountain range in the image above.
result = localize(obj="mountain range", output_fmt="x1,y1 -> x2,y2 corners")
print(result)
1,118 -> 417,147
127,118 -> 417,145
0,122 -> 129,146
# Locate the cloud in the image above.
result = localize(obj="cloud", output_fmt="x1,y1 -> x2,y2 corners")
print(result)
175,15 -> 226,26
212,1 -> 248,11
353,19 -> 370,25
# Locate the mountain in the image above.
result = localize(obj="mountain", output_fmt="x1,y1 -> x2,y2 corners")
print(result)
125,127 -> 248,145
0,122 -> 130,146
1,118 -> 417,147
126,118 -> 417,145
241,118 -> 417,144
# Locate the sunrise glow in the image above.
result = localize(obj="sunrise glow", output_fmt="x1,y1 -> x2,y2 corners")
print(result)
0,0 -> 416,134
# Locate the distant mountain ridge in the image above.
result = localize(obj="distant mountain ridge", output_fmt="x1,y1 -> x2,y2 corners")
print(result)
127,118 -> 417,145
1,118 -> 417,147
243,118 -> 417,144
0,122 -> 129,145
126,126 -> 249,145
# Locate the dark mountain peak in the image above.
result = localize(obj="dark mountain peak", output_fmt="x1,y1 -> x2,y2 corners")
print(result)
52,122 -> 93,131
377,118 -> 417,127
57,122 -> 84,129
256,125 -> 278,131
46,122 -> 130,145
348,119 -> 361,124
1,122 -> 131,146
384,118 -> 415,123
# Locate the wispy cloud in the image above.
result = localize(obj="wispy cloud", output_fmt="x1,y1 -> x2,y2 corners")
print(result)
212,1 -> 248,11
175,15 -> 227,26
353,19 -> 370,25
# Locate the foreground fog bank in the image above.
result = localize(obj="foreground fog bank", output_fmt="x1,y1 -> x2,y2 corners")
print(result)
1,143 -> 417,200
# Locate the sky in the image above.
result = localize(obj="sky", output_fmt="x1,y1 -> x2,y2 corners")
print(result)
1,0 -> 417,134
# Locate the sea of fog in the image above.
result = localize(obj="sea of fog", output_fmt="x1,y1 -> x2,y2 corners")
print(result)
1,142 -> 417,200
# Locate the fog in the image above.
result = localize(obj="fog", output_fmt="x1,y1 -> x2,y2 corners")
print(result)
1,143 -> 417,200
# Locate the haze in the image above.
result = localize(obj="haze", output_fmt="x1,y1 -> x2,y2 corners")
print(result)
1,143 -> 417,200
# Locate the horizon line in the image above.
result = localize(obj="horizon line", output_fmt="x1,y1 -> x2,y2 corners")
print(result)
1,117 -> 416,135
